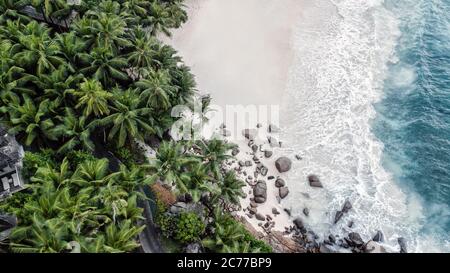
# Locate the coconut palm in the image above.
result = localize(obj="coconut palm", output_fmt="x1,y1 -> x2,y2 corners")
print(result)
102,220 -> 144,253
31,157 -> 72,187
69,79 -> 112,118
170,65 -> 196,105
0,95 -> 56,146
196,139 -> 236,179
126,27 -> 160,78
55,31 -> 87,67
0,0 -> 31,24
74,12 -> 130,52
29,0 -> 72,21
50,108 -> 95,154
215,171 -> 246,207
13,21 -> 64,76
146,141 -> 199,192
10,214 -> 70,253
71,158 -> 113,189
32,65 -> 82,105
147,2 -> 175,37
89,88 -> 155,148
135,69 -> 176,111
179,163 -> 215,202
78,47 -> 129,87
202,209 -> 246,253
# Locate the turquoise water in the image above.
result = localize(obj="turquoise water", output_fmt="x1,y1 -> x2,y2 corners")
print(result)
375,0 -> 450,250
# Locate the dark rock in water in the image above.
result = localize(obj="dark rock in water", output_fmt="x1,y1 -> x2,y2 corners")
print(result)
260,166 -> 268,176
275,157 -> 292,173
185,243 -> 202,253
308,174 -> 323,188
334,211 -> 344,224
244,160 -> 252,167
348,221 -> 354,228
256,123 -> 263,128
253,181 -> 267,203
268,124 -> 280,133
398,237 -> 407,253
279,187 -> 289,199
255,213 -> 266,221
268,176 -> 275,180
272,208 -> 280,215
251,145 -> 258,153
342,200 -> 352,213
294,218 -> 305,230
364,241 -> 387,253
242,129 -> 258,140
329,234 -> 336,244
347,232 -> 365,247
268,136 -> 281,148
295,155 -> 302,160
373,231 -> 384,242
238,161 -> 245,167
303,208 -> 310,217
264,150 -> 273,158
319,243 -> 334,253
284,208 -> 291,216
231,148 -> 240,156
275,178 -> 286,188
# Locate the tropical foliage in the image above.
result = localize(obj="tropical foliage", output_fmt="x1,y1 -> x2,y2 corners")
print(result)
0,0 -> 269,254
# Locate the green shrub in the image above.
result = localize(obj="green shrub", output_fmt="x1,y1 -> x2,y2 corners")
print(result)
155,199 -> 176,238
174,212 -> 205,244
21,150 -> 55,179
66,150 -> 96,168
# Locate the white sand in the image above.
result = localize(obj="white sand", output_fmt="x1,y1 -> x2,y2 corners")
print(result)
167,0 -> 307,233
166,0 -> 304,107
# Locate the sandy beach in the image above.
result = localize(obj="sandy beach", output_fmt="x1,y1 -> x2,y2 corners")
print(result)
166,0 -> 304,108
166,0 -> 308,234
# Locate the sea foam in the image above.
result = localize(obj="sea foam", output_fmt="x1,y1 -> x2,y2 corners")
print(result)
278,0 -> 430,252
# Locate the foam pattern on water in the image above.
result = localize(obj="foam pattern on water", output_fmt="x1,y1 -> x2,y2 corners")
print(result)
278,0 -> 431,252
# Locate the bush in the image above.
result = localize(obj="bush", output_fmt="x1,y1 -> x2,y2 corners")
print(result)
21,150 -> 55,179
155,199 -> 176,238
174,212 -> 205,244
66,150 -> 96,168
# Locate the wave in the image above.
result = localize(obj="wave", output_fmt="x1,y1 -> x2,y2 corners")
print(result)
278,0 -> 448,252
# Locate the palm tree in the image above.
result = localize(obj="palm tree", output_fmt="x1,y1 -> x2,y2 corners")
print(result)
147,2 -> 174,37
146,141 -> 199,193
10,214 -> 70,253
32,65 -> 82,105
0,0 -> 31,24
196,139 -> 236,179
119,0 -> 150,26
13,21 -> 64,76
31,157 -> 72,187
202,209 -> 246,253
102,220 -> 144,253
215,171 -> 246,207
50,108 -> 95,154
179,163 -> 215,202
55,31 -> 87,68
170,65 -> 197,105
78,47 -> 129,87
0,95 -> 56,146
73,12 -> 130,52
135,69 -> 176,111
69,79 -> 112,118
126,27 -> 160,78
71,158 -> 113,189
89,88 -> 155,148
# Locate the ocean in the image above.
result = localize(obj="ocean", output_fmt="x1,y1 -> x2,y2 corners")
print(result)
280,0 -> 450,252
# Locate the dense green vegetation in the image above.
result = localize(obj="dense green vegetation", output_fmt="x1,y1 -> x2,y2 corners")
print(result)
0,0 -> 271,253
